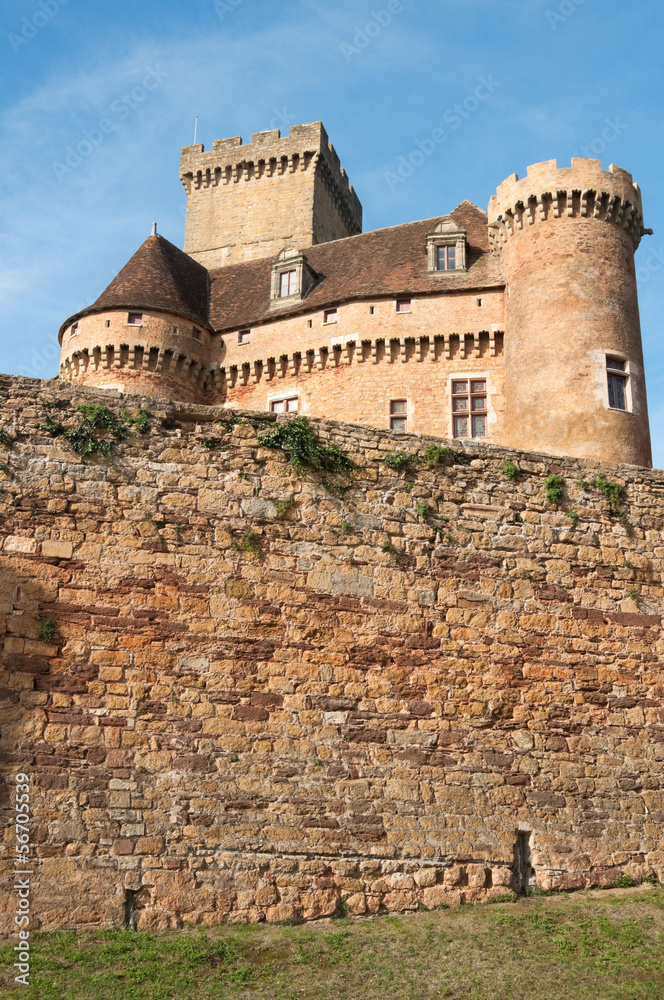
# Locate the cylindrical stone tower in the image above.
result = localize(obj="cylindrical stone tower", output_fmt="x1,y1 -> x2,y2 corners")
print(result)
58,231 -> 217,404
489,158 -> 652,466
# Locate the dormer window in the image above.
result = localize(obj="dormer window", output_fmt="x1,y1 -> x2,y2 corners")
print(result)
270,247 -> 315,305
427,217 -> 467,273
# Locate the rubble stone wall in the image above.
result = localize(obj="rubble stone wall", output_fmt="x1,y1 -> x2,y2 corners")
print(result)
0,375 -> 663,933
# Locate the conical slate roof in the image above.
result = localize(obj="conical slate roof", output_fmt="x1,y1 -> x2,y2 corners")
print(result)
59,233 -> 210,340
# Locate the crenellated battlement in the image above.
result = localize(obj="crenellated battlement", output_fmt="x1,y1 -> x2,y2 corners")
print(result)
180,122 -> 362,267
180,124 -> 356,196
488,158 -> 647,253
60,339 -> 213,395
214,328 -> 504,395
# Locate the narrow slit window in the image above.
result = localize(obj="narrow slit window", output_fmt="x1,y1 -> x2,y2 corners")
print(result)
452,379 -> 487,438
606,356 -> 628,410
390,399 -> 407,432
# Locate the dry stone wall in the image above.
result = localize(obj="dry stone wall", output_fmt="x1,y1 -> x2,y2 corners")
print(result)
0,375 -> 663,933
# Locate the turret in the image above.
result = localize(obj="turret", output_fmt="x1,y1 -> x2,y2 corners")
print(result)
58,229 -> 216,403
489,158 -> 652,466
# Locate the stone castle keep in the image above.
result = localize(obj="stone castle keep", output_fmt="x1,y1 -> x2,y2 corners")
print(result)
1,123 -> 663,933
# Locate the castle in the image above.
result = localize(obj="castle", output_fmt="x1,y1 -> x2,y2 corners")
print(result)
57,121 -> 652,467
1,125 -> 662,936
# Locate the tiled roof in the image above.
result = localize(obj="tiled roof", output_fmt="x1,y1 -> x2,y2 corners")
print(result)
208,202 -> 503,332
58,234 -> 210,340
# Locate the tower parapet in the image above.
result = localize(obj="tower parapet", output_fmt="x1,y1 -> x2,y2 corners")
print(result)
488,158 -> 646,253
488,158 -> 651,467
180,121 -> 362,269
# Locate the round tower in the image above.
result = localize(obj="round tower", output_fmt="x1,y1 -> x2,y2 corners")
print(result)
488,158 -> 652,466
58,229 -> 217,404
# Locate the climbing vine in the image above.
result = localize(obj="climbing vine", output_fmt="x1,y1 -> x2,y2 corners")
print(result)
257,416 -> 359,480
41,404 -> 151,459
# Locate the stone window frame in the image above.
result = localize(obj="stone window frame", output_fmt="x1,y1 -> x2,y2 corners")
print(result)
270,247 -> 314,306
396,298 -> 412,314
69,323 -> 80,339
389,398 -> 408,432
269,395 -> 299,414
324,308 -> 338,325
605,353 -> 633,413
450,375 -> 489,439
192,327 -> 202,342
427,217 -> 467,273
238,329 -> 251,345
127,312 -> 143,326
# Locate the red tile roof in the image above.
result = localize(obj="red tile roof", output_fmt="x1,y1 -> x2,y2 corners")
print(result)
58,234 -> 210,341
208,202 -> 503,332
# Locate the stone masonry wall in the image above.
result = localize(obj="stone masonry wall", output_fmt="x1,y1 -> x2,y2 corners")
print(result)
1,374 -> 663,933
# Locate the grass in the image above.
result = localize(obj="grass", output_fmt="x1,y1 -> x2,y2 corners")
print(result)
2,888 -> 663,999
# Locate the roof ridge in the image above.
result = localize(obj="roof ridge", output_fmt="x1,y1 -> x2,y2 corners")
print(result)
207,215 -> 453,277
453,200 -> 487,214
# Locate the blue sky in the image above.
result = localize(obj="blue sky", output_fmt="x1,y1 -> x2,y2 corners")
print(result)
1,0 -> 663,462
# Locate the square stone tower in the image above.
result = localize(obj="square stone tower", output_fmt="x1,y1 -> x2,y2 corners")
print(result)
179,121 -> 362,269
